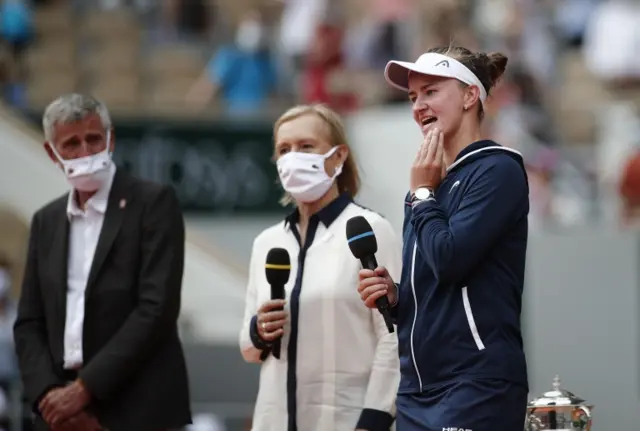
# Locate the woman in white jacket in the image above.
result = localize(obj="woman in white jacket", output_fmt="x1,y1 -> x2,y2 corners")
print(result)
239,104 -> 401,431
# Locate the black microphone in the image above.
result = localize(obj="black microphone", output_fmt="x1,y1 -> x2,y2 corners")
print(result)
346,216 -> 394,333
263,248 -> 291,359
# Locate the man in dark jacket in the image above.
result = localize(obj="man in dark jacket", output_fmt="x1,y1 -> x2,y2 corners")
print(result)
14,93 -> 191,431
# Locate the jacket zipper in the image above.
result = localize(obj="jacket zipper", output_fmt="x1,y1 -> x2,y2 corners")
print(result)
409,241 -> 423,390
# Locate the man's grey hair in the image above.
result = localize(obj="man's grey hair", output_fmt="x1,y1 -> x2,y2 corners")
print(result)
42,93 -> 112,142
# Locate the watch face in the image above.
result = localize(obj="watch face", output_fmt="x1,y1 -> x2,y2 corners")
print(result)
414,188 -> 432,200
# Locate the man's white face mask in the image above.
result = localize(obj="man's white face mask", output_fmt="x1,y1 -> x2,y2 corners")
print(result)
49,130 -> 113,192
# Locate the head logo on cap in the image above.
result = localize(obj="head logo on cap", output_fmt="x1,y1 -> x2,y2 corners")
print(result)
384,52 -> 487,102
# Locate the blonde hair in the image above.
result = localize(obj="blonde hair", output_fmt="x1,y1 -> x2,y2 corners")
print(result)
274,104 -> 361,206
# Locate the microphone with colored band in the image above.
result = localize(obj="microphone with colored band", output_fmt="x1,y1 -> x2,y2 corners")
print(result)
263,248 -> 291,360
346,216 -> 394,333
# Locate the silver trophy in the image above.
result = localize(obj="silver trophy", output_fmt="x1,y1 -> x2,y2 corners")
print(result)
525,375 -> 593,431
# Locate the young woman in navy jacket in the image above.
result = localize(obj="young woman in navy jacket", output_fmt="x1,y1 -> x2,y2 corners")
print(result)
358,47 -> 530,431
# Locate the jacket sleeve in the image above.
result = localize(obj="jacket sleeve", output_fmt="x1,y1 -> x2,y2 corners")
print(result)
357,216 -> 401,431
79,186 -> 185,401
411,157 -> 528,285
13,212 -> 64,411
239,239 -> 271,363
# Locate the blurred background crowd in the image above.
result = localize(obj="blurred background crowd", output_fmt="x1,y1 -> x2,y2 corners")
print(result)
0,0 -> 638,227
0,0 -> 639,430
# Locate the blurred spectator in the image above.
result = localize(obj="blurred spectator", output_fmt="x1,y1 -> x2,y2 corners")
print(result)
343,16 -> 380,71
512,67 -> 555,143
524,146 -> 590,228
585,1 -> 640,220
344,0 -> 410,70
620,150 -> 640,225
524,147 -> 559,228
426,0 -> 475,47
276,0 -> 328,96
473,0 -> 513,48
595,102 -> 640,222
342,0 -> 415,104
509,0 -> 558,89
367,0 -> 412,68
185,9 -> 276,114
555,0 -> 600,48
583,0 -> 640,89
527,162 -> 554,228
301,22 -> 356,112
0,0 -> 33,108
488,66 -> 556,149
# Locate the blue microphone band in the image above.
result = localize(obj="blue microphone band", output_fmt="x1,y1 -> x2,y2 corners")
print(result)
347,231 -> 375,243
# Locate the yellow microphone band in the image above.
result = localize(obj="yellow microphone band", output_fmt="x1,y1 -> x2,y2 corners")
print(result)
265,264 -> 291,270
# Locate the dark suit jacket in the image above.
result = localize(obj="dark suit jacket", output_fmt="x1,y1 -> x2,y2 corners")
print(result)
13,170 -> 192,431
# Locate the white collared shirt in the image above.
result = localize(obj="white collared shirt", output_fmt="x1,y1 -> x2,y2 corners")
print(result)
240,199 -> 401,430
63,164 -> 116,369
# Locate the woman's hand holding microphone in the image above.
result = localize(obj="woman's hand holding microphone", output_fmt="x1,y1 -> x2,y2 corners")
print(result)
256,299 -> 288,342
357,267 -> 397,309
355,130 -> 445,312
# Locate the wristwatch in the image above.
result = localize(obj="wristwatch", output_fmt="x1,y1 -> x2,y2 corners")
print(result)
411,187 -> 435,207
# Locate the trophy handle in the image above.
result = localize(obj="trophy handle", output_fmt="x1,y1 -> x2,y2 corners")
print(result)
573,406 -> 592,431
524,411 -> 542,431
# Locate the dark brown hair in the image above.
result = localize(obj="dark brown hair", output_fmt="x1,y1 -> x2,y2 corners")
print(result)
427,46 -> 508,119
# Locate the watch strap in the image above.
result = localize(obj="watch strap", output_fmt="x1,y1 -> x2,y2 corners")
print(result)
411,188 -> 435,207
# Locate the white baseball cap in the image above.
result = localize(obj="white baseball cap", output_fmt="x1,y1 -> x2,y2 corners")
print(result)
384,52 -> 488,104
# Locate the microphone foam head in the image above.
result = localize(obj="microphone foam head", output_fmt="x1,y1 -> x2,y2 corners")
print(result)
345,216 -> 377,259
265,248 -> 291,285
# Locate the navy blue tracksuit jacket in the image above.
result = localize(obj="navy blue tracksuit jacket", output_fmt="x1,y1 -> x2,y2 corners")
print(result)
390,140 -> 530,431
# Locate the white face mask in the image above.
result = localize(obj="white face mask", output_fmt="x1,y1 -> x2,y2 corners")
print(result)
277,147 -> 342,203
49,131 -> 113,192
236,19 -> 263,52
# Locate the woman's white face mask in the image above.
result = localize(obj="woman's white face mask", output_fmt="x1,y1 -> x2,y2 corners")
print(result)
277,146 -> 342,203
48,131 -> 113,192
